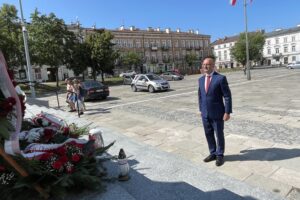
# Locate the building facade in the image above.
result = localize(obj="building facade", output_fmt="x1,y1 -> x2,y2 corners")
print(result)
263,25 -> 300,66
109,26 -> 211,74
211,35 -> 240,69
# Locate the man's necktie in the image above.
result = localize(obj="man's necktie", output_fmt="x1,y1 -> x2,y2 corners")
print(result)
205,75 -> 211,93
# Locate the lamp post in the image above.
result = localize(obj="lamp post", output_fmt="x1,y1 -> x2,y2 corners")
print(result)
244,0 -> 251,80
19,0 -> 36,97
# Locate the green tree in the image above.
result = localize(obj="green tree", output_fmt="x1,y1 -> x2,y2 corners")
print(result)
85,30 -> 118,81
0,4 -> 25,69
66,41 -> 90,80
122,51 -> 142,71
231,32 -> 265,66
185,53 -> 198,67
28,10 -> 76,86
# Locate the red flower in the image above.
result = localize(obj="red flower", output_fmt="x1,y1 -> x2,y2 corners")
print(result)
0,165 -> 5,172
66,166 -> 74,174
6,97 -> 16,105
59,155 -> 68,165
62,127 -> 70,135
55,146 -> 67,156
75,143 -> 84,149
71,154 -> 81,163
44,128 -> 54,141
52,161 -> 63,170
39,153 -> 53,161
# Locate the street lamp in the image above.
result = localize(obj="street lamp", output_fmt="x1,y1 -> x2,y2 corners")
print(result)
19,0 -> 36,97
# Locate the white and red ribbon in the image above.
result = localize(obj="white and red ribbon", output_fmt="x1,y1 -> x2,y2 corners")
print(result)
0,51 -> 22,155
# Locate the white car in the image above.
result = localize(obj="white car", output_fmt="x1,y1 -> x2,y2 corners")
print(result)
119,70 -> 137,77
287,61 -> 300,69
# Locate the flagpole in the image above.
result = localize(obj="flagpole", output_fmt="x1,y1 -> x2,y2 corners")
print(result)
19,0 -> 36,97
244,0 -> 251,80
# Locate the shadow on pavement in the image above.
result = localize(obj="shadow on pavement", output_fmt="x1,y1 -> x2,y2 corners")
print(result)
99,158 -> 257,200
226,148 -> 300,162
86,97 -> 120,103
85,108 -> 111,115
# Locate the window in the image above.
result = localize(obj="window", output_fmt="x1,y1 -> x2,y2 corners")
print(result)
284,46 -> 288,53
267,49 -> 271,54
284,37 -> 287,43
19,70 -> 26,79
292,36 -> 295,42
275,48 -> 279,54
218,51 -> 221,61
224,44 -> 226,48
292,45 -> 296,52
275,38 -> 279,44
267,40 -> 271,45
35,68 -> 42,80
292,56 -> 296,61
224,50 -> 227,60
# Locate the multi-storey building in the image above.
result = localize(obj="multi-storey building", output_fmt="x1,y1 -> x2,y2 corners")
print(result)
211,35 -> 240,69
109,26 -> 211,74
263,25 -> 300,66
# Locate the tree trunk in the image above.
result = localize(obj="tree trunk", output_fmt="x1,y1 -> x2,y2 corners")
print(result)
56,67 -> 59,87
101,71 -> 105,83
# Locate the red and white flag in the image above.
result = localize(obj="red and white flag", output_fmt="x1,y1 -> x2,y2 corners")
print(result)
230,0 -> 237,6
230,0 -> 253,6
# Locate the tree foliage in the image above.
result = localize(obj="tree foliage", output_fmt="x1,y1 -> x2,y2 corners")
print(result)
230,32 -> 265,66
85,30 -> 118,81
185,53 -> 198,67
28,10 -> 76,86
122,51 -> 142,70
0,4 -> 25,69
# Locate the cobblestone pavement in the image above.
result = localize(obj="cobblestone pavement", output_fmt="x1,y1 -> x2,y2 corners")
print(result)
35,67 -> 300,198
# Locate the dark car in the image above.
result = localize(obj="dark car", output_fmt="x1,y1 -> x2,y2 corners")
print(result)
81,80 -> 109,101
123,75 -> 135,85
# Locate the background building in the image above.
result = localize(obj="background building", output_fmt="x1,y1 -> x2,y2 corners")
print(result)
211,35 -> 240,69
263,25 -> 300,66
109,26 -> 211,74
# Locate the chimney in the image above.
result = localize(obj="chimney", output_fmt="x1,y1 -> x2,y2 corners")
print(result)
119,25 -> 125,31
165,28 -> 171,33
176,28 -> 181,33
195,29 -> 199,34
129,26 -> 135,31
147,27 -> 153,31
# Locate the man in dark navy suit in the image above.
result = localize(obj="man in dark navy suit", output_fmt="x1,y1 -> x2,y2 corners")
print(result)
198,56 -> 232,166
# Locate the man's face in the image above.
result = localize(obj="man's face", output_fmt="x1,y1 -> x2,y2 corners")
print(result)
201,58 -> 215,74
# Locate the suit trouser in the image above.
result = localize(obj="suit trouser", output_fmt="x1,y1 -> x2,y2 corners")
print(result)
202,117 -> 225,156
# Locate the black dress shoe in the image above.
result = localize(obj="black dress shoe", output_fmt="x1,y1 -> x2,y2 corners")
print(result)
216,156 -> 224,166
203,154 -> 216,162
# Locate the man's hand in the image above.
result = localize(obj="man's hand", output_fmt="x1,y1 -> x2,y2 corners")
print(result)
223,113 -> 230,121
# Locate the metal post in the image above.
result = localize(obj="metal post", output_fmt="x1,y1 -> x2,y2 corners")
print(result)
19,0 -> 36,97
244,0 -> 251,80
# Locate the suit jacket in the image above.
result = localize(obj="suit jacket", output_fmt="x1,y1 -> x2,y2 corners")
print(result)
198,71 -> 232,120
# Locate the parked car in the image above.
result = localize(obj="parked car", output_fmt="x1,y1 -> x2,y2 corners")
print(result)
123,74 -> 135,85
160,71 -> 184,81
131,74 -> 170,93
81,80 -> 109,101
119,70 -> 137,77
287,61 -> 300,69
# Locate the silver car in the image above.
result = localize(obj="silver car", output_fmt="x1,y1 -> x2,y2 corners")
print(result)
131,74 -> 170,93
160,72 -> 184,81
287,61 -> 300,69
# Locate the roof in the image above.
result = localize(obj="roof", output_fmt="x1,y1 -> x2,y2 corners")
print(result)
265,26 -> 300,38
211,35 -> 240,46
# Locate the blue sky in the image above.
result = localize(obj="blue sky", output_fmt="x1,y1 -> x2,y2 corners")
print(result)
1,0 -> 300,41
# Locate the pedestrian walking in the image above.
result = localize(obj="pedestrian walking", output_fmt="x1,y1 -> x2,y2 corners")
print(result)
73,79 -> 85,115
198,56 -> 232,166
66,79 -> 76,112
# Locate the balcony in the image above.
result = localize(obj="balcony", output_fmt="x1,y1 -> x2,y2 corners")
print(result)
186,46 -> 193,51
150,45 -> 158,51
161,46 -> 170,51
